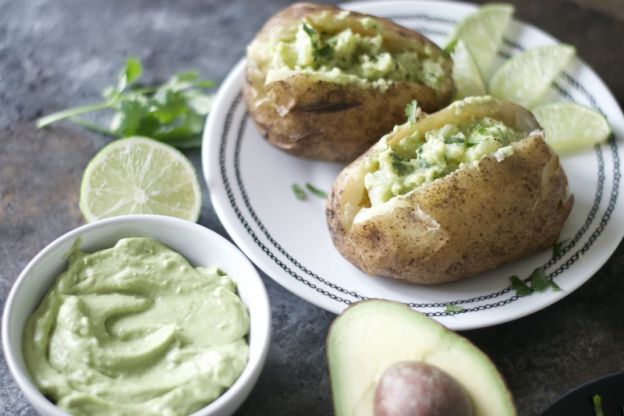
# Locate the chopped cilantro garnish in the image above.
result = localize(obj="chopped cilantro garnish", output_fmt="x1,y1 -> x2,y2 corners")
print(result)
593,394 -> 604,416
390,153 -> 414,176
552,238 -> 569,258
292,183 -> 306,200
529,267 -> 561,292
445,136 -> 465,145
529,268 -> 550,292
302,22 -> 315,38
443,39 -> 458,55
510,276 -> 534,297
511,268 -> 561,297
445,304 -> 465,314
302,23 -> 333,63
305,183 -> 328,198
417,157 -> 432,169
317,44 -> 334,60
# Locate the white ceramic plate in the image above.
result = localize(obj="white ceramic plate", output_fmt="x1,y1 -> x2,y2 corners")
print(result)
202,0 -> 624,330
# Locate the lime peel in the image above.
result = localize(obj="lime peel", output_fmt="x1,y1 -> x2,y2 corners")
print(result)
448,4 -> 514,80
489,44 -> 576,108
451,40 -> 486,98
533,102 -> 611,154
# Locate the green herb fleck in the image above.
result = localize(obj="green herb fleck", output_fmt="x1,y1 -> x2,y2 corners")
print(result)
302,23 -> 333,63
292,184 -> 306,200
316,44 -> 334,60
37,57 -> 215,148
593,394 -> 604,416
445,304 -> 465,314
390,153 -> 414,176
552,238 -> 569,258
529,267 -> 561,292
510,276 -> 534,297
404,100 -> 419,123
445,136 -> 465,145
305,183 -> 327,198
443,39 -> 458,55
529,268 -> 549,292
302,22 -> 315,38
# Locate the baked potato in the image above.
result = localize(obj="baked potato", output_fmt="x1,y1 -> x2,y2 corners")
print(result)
326,96 -> 573,285
244,3 -> 455,162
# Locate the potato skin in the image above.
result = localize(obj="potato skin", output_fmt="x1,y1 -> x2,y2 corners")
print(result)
244,3 -> 454,162
326,131 -> 573,285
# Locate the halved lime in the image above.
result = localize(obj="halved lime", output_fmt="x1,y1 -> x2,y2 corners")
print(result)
533,102 -> 611,154
80,137 -> 202,222
489,45 -> 575,108
447,4 -> 514,80
451,40 -> 486,98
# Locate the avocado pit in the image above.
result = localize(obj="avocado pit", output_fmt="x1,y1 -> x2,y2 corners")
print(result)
374,361 -> 473,416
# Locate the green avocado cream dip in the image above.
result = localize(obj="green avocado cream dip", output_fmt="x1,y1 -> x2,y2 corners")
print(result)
22,238 -> 249,416
267,16 -> 446,90
365,117 -> 525,206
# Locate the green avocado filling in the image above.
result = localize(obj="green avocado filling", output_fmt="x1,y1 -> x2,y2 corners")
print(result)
22,238 -> 249,416
268,17 -> 446,90
365,117 -> 525,206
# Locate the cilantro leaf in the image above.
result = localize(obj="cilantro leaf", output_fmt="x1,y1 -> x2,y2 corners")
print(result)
302,22 -> 333,63
124,57 -> 143,85
510,276 -> 533,297
292,184 -> 306,200
593,394 -> 604,416
36,57 -> 216,149
302,22 -> 315,38
552,238 -> 569,258
443,38 -> 459,55
445,136 -> 465,145
390,153 -> 414,176
445,304 -> 465,314
529,267 -> 561,292
529,268 -> 550,292
305,183 -> 328,198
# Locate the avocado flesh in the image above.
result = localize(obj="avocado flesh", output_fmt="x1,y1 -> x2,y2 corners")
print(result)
327,300 -> 516,416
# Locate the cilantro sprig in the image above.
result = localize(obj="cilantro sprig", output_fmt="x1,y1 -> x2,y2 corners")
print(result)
302,23 -> 333,63
37,57 -> 215,148
305,183 -> 328,198
291,182 -> 328,200
292,184 -> 306,200
592,394 -> 604,416
444,304 -> 465,314
510,267 -> 561,297
552,238 -> 570,258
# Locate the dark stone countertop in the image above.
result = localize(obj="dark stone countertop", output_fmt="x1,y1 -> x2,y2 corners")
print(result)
1,0 -> 623,415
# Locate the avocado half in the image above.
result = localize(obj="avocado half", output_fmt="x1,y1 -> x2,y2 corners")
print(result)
326,300 -> 516,416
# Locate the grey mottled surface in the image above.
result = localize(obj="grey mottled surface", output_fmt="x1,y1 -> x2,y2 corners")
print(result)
1,1 -> 623,415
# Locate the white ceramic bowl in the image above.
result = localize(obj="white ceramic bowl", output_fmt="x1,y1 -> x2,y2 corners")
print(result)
2,214 -> 271,416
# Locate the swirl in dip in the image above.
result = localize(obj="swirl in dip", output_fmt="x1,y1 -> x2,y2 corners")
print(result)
22,238 -> 249,416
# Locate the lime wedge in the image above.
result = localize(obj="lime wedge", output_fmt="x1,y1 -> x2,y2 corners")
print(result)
533,102 -> 611,154
489,45 -> 575,108
448,4 -> 514,79
451,40 -> 486,98
80,137 -> 202,222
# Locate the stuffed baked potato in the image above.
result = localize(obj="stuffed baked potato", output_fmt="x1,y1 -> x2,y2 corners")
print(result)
244,3 -> 455,162
326,96 -> 573,285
